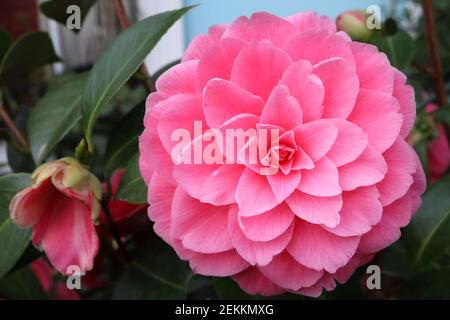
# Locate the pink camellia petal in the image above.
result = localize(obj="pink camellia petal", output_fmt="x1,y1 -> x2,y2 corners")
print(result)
267,171 -> 302,203
296,274 -> 336,298
377,138 -> 416,206
233,267 -> 284,296
155,60 -> 199,95
283,29 -> 354,65
393,69 -> 416,138
338,145 -> 388,191
157,94 -> 204,155
196,38 -> 246,90
173,162 -> 220,200
294,120 -> 338,161
287,220 -> 360,273
229,205 -> 294,266
203,79 -> 264,128
279,60 -> 324,122
313,57 -> 359,119
236,168 -> 278,216
350,42 -> 394,94
230,40 -> 292,101
357,194 -> 413,254
325,119 -> 368,167
238,203 -> 294,242
10,182 -> 52,228
32,190 -> 99,275
348,89 -> 402,153
260,84 -> 303,129
183,24 -> 226,62
286,11 -> 336,34
222,12 -> 297,47
199,164 -> 244,205
333,254 -> 361,284
259,251 -> 323,291
147,172 -> 176,223
189,250 -> 250,277
170,187 -> 233,254
286,191 -> 342,228
324,186 -> 382,237
297,157 -> 341,197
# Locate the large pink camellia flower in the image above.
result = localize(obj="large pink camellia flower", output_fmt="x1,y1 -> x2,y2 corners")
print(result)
139,11 -> 426,296
10,158 -> 101,275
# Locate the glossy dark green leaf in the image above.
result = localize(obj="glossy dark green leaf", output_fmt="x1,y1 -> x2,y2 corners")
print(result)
116,153 -> 147,204
7,107 -> 35,173
0,32 -> 60,85
0,174 -> 31,279
81,6 -> 194,152
28,73 -> 87,164
403,176 -> 450,269
0,28 -> 12,62
372,31 -> 415,70
432,105 -> 450,125
113,234 -> 192,299
40,0 -> 96,32
104,101 -> 145,177
397,267 -> 450,299
0,266 -> 46,299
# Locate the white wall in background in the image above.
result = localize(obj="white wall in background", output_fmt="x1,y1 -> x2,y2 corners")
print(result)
135,0 -> 184,74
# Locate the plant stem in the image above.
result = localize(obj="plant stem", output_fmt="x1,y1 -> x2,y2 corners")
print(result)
421,0 -> 447,107
100,195 -> 130,263
112,0 -> 155,92
0,104 -> 28,150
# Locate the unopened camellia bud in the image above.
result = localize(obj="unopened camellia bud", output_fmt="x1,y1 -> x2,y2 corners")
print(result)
10,157 -> 101,274
336,10 -> 373,42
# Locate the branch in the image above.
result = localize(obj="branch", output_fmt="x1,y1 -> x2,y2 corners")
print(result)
421,0 -> 447,107
0,104 -> 29,150
112,0 -> 155,92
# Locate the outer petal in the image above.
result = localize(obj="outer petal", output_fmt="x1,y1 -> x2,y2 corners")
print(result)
222,12 -> 297,47
282,29 -> 355,65
338,145 -> 388,191
259,251 -> 323,291
286,11 -> 336,34
155,60 -> 198,95
203,79 -> 264,128
313,57 -> 359,119
287,220 -> 360,273
324,186 -> 382,237
350,42 -> 394,94
189,250 -> 249,277
32,192 -> 99,274
238,203 -> 294,242
230,40 -> 292,100
183,24 -> 226,61
286,191 -> 342,228
348,89 -> 402,154
233,268 -> 284,296
229,205 -> 294,266
393,69 -> 416,138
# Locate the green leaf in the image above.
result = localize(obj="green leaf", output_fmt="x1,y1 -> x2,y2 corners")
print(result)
40,0 -> 96,32
397,267 -> 450,299
104,101 -> 145,177
0,174 -> 32,279
116,153 -> 147,204
81,6 -> 194,152
28,73 -> 87,164
0,32 -> 60,85
0,266 -> 46,299
0,28 -> 12,62
113,234 -> 192,299
403,176 -> 450,269
372,31 -> 415,70
432,105 -> 450,125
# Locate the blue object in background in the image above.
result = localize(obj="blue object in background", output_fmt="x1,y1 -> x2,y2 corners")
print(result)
183,0 -> 390,44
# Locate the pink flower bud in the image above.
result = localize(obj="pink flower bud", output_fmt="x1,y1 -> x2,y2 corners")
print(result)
10,157 -> 101,275
336,10 -> 372,42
